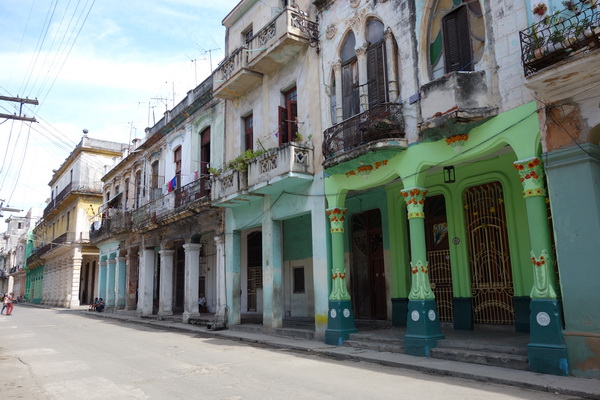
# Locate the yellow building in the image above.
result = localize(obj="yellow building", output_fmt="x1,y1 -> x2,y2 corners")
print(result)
26,134 -> 127,308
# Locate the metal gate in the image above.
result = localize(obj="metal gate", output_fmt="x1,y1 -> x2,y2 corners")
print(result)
464,182 -> 514,325
425,195 -> 453,322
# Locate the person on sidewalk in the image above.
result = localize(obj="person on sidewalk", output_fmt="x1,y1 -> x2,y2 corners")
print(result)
5,293 -> 14,316
0,293 -> 6,315
198,294 -> 207,313
95,298 -> 105,313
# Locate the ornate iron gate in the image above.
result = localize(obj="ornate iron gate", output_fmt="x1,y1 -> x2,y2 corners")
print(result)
428,249 -> 454,322
464,182 -> 514,325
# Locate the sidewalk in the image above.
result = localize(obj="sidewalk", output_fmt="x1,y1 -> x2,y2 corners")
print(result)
28,304 -> 600,399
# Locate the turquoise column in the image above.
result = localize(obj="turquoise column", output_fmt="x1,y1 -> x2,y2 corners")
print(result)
107,257 -> 116,307
401,187 -> 444,357
514,157 -> 569,376
325,207 -> 357,345
98,259 -> 107,303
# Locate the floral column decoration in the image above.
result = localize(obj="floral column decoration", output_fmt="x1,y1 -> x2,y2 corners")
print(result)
401,188 -> 435,300
514,156 -> 568,376
514,157 -> 558,299
326,207 -> 350,301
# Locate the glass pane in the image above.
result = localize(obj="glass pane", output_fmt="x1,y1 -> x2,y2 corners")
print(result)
341,32 -> 356,62
367,19 -> 384,44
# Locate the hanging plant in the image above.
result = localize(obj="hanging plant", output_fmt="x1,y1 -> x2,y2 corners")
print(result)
562,0 -> 579,12
533,2 -> 548,15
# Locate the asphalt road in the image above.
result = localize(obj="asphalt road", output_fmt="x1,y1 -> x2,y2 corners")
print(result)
0,306 -> 584,399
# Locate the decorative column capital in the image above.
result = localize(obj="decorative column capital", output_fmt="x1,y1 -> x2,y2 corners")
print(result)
159,249 -> 175,257
326,208 -> 347,233
333,59 -> 342,72
530,249 -> 558,299
401,187 -> 428,219
355,42 -> 369,58
182,243 -> 202,252
514,157 -> 546,198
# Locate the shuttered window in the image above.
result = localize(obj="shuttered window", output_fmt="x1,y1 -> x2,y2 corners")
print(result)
443,5 -> 473,73
200,127 -> 210,177
341,32 -> 360,120
278,87 -> 298,145
367,41 -> 387,109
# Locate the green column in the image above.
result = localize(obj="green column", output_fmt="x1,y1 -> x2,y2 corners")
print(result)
514,157 -> 569,376
401,187 -> 444,357
324,207 -> 357,345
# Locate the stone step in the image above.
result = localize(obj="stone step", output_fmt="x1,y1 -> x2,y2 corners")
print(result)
344,339 -> 404,354
435,339 -> 528,355
430,347 -> 529,370
229,324 -> 315,340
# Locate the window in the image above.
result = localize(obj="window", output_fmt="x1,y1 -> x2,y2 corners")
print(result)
293,267 -> 305,293
278,87 -> 298,145
244,114 -> 254,151
17,223 -> 22,229
330,71 -> 337,124
243,26 -> 253,50
66,211 -> 70,231
429,0 -> 485,79
200,128 -> 211,180
341,32 -> 360,119
124,178 -> 130,210
151,161 -> 159,189
135,171 -> 142,208
174,146 -> 182,190
366,19 -> 387,109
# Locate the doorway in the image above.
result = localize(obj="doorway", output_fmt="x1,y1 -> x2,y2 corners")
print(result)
247,231 -> 262,312
425,195 -> 454,322
464,181 -> 514,324
351,209 -> 386,319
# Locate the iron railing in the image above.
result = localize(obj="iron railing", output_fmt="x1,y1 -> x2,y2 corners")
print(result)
44,182 -> 103,217
322,103 -> 404,159
90,211 -> 133,241
132,176 -> 211,229
520,0 -> 600,76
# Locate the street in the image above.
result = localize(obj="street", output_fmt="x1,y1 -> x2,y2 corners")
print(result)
0,306 -> 583,399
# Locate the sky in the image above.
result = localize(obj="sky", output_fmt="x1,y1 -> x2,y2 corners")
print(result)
0,0 -> 240,231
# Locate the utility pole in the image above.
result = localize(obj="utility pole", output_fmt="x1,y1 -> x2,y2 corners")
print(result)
0,96 -> 38,123
0,199 -> 22,218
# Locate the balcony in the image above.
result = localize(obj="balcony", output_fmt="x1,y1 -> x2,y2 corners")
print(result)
213,7 -> 318,100
26,232 -> 88,264
419,71 -> 498,141
247,142 -> 314,195
322,103 -> 406,170
520,0 -> 600,77
247,7 -> 318,75
213,46 -> 263,100
90,211 -> 133,243
211,169 -> 262,207
132,177 -> 211,232
44,182 -> 103,217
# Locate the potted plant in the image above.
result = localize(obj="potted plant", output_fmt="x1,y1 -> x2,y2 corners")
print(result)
533,2 -> 548,16
562,0 -> 579,12
530,24 -> 546,59
548,29 -> 566,51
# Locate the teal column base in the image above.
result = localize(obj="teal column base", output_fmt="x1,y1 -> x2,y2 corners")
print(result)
325,300 -> 357,346
404,299 -> 445,357
528,299 -> 569,376
391,297 -> 408,327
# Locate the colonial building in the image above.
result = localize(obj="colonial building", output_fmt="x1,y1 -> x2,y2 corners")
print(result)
90,76 -> 226,323
519,0 -> 600,378
26,135 -> 127,308
0,213 -> 32,295
211,0 -> 324,332
308,0 -> 597,377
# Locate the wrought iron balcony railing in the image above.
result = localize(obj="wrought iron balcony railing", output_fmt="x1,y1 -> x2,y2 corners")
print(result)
520,0 -> 600,76
132,177 -> 211,230
90,211 -> 133,242
44,182 -> 103,217
322,103 -> 404,160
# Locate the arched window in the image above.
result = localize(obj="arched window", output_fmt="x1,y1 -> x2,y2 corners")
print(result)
366,19 -> 387,109
341,32 -> 360,120
330,71 -> 337,124
429,0 -> 485,79
173,146 -> 182,190
135,170 -> 142,209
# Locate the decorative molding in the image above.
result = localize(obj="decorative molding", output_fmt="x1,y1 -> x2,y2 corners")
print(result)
401,187 -> 428,219
346,8 -> 367,32
350,0 -> 361,8
514,157 -> 546,198
409,260 -> 435,300
326,207 -> 347,233
530,249 -> 558,299
355,41 -> 369,57
326,23 -> 337,40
